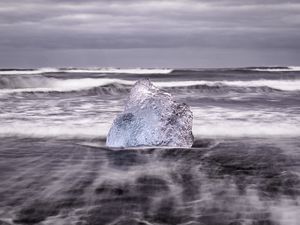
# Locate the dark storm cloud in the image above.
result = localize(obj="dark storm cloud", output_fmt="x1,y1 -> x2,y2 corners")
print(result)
0,0 -> 299,67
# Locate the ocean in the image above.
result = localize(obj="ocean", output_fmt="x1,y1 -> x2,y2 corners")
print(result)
0,67 -> 299,225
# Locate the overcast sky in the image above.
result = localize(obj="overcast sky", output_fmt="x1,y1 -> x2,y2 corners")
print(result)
0,0 -> 299,68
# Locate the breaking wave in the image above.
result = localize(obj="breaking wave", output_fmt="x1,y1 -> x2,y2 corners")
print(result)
1,66 -> 300,75
0,68 -> 59,75
0,68 -> 173,75
0,78 -> 132,94
249,66 -> 300,72
1,77 -> 300,97
64,68 -> 173,74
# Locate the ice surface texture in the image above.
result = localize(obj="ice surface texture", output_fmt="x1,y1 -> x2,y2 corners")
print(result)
106,79 -> 193,147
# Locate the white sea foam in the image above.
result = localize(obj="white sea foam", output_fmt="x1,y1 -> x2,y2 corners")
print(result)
0,123 -> 111,138
0,68 -> 173,75
0,106 -> 299,138
192,123 -> 300,137
63,68 -> 173,74
0,121 -> 299,138
192,107 -> 300,137
0,68 -> 59,75
251,66 -> 300,72
2,66 -> 300,75
270,197 -> 300,225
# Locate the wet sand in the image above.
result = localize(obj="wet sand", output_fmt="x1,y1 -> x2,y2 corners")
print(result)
0,137 -> 299,225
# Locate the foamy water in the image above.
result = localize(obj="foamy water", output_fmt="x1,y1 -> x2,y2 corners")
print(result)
251,66 -> 300,72
0,68 -> 300,138
0,106 -> 299,139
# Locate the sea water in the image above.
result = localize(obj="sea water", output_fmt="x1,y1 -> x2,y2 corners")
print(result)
0,67 -> 299,225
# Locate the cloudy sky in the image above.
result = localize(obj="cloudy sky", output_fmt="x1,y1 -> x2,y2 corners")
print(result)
0,0 -> 299,68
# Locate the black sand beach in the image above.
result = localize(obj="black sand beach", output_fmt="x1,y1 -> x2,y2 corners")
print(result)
0,137 -> 299,224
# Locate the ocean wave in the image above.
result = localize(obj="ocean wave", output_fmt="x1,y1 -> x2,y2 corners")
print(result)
0,68 -> 173,75
1,78 -> 300,97
160,80 -> 300,91
0,76 -> 54,89
0,78 -> 132,93
166,84 -> 281,94
1,66 -> 299,75
0,68 -> 59,75
249,66 -> 300,72
63,68 -> 173,74
1,84 -> 283,98
212,80 -> 300,91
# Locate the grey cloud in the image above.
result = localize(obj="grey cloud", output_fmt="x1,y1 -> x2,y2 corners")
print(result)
0,0 -> 299,67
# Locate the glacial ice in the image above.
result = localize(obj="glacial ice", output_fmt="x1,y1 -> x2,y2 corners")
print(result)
106,79 -> 193,147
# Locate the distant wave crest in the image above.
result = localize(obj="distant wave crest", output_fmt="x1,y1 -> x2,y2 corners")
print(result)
249,66 -> 300,72
0,68 -> 173,75
0,68 -> 59,75
1,66 -> 300,75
